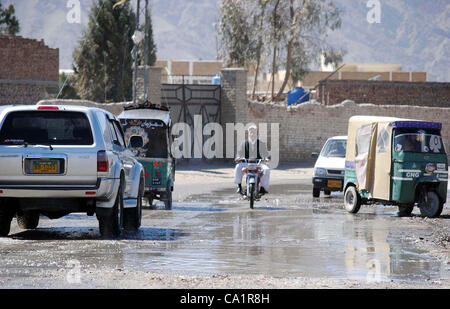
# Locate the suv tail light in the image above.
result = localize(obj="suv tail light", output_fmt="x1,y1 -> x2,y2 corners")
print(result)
37,106 -> 59,110
97,151 -> 109,172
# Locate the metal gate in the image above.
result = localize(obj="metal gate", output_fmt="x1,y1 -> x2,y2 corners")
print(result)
161,83 -> 221,159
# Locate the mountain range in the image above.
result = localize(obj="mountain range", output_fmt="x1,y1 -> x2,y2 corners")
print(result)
3,0 -> 449,82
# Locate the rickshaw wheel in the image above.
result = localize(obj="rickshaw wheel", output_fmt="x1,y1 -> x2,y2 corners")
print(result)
344,186 -> 361,214
164,189 -> 173,210
397,205 -> 414,217
312,188 -> 320,198
418,191 -> 442,218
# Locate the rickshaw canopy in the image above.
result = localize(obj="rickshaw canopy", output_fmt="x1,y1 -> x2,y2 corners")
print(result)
118,108 -> 171,126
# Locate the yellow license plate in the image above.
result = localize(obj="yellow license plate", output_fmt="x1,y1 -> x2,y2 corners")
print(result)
328,180 -> 342,188
32,161 -> 58,174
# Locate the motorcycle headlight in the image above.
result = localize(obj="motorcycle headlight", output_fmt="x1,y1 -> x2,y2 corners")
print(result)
314,168 -> 327,177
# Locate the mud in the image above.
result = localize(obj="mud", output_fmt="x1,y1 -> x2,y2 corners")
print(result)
0,175 -> 448,289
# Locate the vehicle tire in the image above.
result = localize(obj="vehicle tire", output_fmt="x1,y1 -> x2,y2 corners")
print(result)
418,191 -> 442,218
98,181 -> 123,238
123,177 -> 144,231
0,205 -> 15,237
146,197 -> 153,208
164,187 -> 173,210
313,188 -> 320,198
397,205 -> 414,217
250,183 -> 255,209
17,211 -> 40,230
344,186 -> 361,214
324,190 -> 331,196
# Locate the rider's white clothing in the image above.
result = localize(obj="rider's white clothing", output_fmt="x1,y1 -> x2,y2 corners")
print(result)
234,162 -> 270,190
234,138 -> 271,190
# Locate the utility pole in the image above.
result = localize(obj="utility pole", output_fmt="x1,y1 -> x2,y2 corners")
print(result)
132,0 -> 150,105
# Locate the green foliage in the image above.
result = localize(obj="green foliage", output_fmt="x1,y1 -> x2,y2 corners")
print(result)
72,0 -> 157,103
0,2 -> 20,35
217,0 -> 256,67
217,0 -> 344,99
58,73 -> 80,100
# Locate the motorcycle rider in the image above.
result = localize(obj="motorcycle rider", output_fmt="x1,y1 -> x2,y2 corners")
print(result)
234,124 -> 271,195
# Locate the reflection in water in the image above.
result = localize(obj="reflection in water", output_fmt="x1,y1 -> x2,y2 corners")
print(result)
232,212 -> 263,256
115,184 -> 445,281
344,214 -> 391,281
343,213 -> 442,282
2,183 -> 444,284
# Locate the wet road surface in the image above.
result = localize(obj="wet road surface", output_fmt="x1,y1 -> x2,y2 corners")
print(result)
0,179 -> 448,287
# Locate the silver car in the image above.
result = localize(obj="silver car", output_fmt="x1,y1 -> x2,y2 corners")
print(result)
0,105 -> 145,238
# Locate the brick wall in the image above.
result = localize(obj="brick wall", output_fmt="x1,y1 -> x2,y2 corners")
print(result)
0,36 -> 59,82
243,100 -> 450,161
222,69 -> 450,163
38,69 -> 450,164
0,35 -> 59,106
316,80 -> 450,107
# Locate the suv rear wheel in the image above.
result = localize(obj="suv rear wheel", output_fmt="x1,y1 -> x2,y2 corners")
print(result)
17,211 -> 40,230
98,181 -> 123,238
123,176 -> 144,230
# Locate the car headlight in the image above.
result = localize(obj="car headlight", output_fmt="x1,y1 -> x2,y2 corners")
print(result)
314,168 -> 327,177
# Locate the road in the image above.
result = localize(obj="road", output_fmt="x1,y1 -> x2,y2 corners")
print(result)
0,165 -> 448,289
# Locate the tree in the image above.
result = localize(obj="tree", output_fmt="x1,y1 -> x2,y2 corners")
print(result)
274,0 -> 342,100
72,0 -> 157,103
217,0 -> 256,67
58,72 -> 80,100
0,2 -> 20,35
217,0 -> 343,102
251,0 -> 270,99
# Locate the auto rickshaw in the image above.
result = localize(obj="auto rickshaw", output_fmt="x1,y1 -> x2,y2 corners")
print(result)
118,103 -> 175,210
344,116 -> 448,218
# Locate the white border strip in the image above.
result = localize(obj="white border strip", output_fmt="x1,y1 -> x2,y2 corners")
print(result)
398,169 -> 421,173
392,176 -> 413,181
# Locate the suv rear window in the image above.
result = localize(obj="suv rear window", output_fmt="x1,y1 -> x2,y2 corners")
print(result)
0,111 -> 94,146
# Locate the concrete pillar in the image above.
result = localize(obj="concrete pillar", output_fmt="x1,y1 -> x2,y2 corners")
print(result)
136,66 -> 162,105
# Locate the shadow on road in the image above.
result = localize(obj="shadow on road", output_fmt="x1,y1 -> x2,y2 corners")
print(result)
9,227 -> 188,241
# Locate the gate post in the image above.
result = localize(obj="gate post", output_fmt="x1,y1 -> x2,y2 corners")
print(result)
135,66 -> 162,105
220,68 -> 248,126
221,68 -> 248,160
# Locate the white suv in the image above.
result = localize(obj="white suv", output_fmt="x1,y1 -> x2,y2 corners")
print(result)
312,136 -> 347,197
0,105 -> 145,238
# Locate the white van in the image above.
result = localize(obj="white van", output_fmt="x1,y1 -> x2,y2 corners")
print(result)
312,136 -> 347,197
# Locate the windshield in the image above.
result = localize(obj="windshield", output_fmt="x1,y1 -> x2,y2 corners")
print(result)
0,111 -> 93,146
321,139 -> 347,158
145,126 -> 168,158
122,119 -> 168,158
394,129 -> 445,154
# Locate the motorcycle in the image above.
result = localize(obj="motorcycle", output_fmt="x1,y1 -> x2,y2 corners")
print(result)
238,158 -> 269,209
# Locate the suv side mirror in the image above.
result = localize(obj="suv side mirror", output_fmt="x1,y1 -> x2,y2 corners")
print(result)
311,152 -> 319,158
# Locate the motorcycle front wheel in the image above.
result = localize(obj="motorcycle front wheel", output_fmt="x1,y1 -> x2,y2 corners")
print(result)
249,183 -> 255,209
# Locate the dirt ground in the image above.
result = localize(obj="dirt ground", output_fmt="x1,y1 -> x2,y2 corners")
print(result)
0,162 -> 448,289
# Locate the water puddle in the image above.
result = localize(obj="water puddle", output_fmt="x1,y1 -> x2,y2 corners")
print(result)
1,182 -> 448,285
